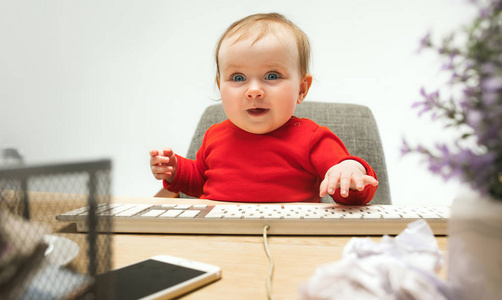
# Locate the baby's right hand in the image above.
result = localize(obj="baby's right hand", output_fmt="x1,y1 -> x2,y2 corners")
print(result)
149,147 -> 177,183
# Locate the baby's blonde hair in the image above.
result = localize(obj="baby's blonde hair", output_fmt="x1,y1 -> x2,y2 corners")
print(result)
215,13 -> 311,81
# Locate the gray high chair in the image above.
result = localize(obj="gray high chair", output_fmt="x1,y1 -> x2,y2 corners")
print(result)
155,101 -> 391,205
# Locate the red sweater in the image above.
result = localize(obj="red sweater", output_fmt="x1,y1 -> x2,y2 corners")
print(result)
164,117 -> 377,204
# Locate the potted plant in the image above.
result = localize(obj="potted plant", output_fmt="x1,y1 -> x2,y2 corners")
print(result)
401,0 -> 502,299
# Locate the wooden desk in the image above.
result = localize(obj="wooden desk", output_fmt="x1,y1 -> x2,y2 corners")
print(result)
108,196 -> 448,299
21,193 -> 448,299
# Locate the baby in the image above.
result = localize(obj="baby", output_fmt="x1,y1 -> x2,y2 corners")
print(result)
150,13 -> 378,204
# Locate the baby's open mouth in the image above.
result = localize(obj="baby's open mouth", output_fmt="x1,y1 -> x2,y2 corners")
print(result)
247,108 -> 269,116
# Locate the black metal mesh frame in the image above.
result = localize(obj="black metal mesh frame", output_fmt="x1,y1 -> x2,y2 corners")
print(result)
0,159 -> 113,299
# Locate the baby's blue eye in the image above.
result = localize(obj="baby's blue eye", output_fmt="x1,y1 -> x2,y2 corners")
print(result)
266,73 -> 279,80
232,75 -> 246,82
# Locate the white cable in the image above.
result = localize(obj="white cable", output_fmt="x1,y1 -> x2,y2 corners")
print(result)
263,225 -> 275,300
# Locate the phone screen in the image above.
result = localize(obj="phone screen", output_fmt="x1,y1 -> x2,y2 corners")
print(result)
95,259 -> 207,300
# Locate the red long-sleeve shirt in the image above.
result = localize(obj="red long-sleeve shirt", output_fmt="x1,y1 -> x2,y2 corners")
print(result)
164,117 -> 377,204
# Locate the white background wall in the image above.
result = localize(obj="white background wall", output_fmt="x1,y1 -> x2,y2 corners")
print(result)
1,0 -> 477,206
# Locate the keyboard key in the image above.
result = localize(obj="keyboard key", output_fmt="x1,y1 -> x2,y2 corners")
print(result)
214,205 -> 239,211
179,210 -> 201,218
263,214 -> 282,219
343,214 -> 362,219
79,203 -> 121,216
243,213 -> 262,219
192,204 -> 208,209
400,213 -> 421,219
116,204 -> 154,217
322,214 -> 343,219
303,215 -> 320,219
159,210 -> 183,218
59,206 -> 91,216
140,209 -> 166,218
105,204 -> 141,216
239,205 -> 259,210
381,214 -> 402,220
283,214 -> 303,219
362,214 -> 382,219
226,213 -> 244,219
174,204 -> 192,210
205,213 -> 224,219
420,214 -> 443,220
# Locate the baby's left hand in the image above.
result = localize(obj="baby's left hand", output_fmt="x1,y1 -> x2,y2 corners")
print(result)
319,160 -> 378,198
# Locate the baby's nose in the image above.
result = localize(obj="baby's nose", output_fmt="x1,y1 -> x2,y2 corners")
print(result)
245,81 -> 264,99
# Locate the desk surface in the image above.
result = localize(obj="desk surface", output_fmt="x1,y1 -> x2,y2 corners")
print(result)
107,196 -> 448,300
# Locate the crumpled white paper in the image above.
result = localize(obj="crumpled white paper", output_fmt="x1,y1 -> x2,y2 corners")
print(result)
299,220 -> 451,300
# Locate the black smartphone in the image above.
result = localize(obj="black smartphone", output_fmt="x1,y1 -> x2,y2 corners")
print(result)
94,255 -> 221,299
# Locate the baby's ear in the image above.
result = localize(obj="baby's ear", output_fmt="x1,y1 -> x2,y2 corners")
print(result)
297,74 -> 313,103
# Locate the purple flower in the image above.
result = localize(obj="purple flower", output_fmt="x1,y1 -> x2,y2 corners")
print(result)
481,91 -> 498,105
462,87 -> 475,98
481,76 -> 502,92
481,62 -> 497,75
404,0 -> 502,199
413,87 -> 441,117
416,31 -> 432,54
465,109 -> 483,129
480,7 -> 490,17
400,139 -> 412,156
441,53 -> 457,71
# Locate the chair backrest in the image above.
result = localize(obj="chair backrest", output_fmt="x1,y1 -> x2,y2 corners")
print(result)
184,101 -> 391,204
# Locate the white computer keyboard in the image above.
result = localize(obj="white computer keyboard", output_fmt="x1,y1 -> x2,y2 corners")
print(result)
56,203 -> 450,235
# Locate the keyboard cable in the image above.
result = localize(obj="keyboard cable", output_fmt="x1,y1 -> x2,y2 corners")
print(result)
263,225 -> 275,300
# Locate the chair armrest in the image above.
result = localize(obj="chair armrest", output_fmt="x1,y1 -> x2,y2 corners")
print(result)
154,188 -> 179,198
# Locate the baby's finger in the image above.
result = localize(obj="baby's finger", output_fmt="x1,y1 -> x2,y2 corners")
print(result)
162,147 -> 174,157
327,172 -> 341,195
149,149 -> 159,157
153,172 -> 172,180
339,173 -> 351,197
151,164 -> 172,174
352,174 -> 365,191
150,155 -> 171,167
319,178 -> 329,197
363,176 -> 379,186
